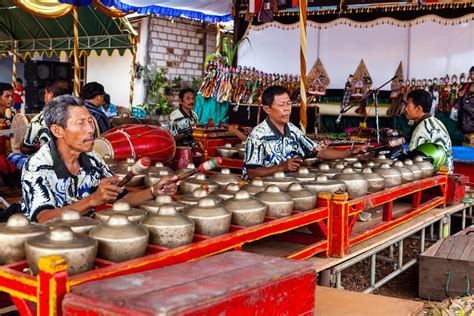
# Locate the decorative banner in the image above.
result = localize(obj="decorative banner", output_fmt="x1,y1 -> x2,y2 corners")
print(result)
351,59 -> 372,99
93,0 -> 132,17
13,0 -> 73,18
307,57 -> 330,96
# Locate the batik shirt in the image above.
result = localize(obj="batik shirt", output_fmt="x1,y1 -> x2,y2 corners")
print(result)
242,118 -> 317,181
21,141 -> 113,221
23,112 -> 51,148
408,114 -> 453,173
169,107 -> 198,136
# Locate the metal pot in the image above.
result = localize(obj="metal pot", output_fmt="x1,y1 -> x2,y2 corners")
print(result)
147,162 -> 173,174
241,179 -> 266,195
89,215 -> 149,263
263,172 -> 296,191
184,197 -> 231,236
371,154 -> 394,166
26,226 -> 97,275
302,175 -> 346,194
413,156 -> 435,178
373,163 -> 402,188
209,168 -> 240,188
175,163 -> 196,178
351,161 -> 364,172
255,185 -> 294,218
102,154 -> 119,168
114,165 -> 145,187
286,183 -> 317,211
238,147 -> 246,159
333,167 -> 368,198
140,194 -> 186,214
46,209 -> 99,234
211,183 -> 241,200
316,163 -> 340,178
142,205 -> 195,248
364,161 -> 376,169
95,201 -> 147,223
224,190 -> 267,227
392,161 -> 415,183
361,168 -> 385,193
403,159 -> 423,180
178,188 -> 223,207
235,142 -> 246,149
0,214 -> 48,265
144,170 -> 172,188
215,143 -> 239,158
334,162 -> 347,171
180,173 -> 218,194
288,167 -> 318,182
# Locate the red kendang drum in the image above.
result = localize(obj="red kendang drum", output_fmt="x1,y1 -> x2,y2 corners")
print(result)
94,124 -> 176,163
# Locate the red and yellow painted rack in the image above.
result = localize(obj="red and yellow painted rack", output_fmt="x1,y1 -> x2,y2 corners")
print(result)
0,170 -> 448,315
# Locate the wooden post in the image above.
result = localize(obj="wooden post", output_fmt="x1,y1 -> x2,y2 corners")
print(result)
37,255 -> 69,316
129,36 -> 138,109
330,191 -> 349,257
73,7 -> 80,97
299,0 -> 308,133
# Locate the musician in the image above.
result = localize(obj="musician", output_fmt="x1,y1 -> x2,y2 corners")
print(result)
20,80 -> 73,155
243,86 -> 366,181
169,88 -> 198,145
0,83 -> 14,157
81,81 -> 110,134
404,89 -> 453,172
21,95 -> 178,223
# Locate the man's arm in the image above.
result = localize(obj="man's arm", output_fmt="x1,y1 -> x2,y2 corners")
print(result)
246,158 -> 302,180
121,175 -> 179,206
20,141 -> 37,155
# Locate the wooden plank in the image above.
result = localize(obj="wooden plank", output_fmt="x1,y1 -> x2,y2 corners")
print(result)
422,240 -> 443,257
459,237 -> 474,261
315,286 -> 423,316
311,203 -> 467,272
447,236 -> 472,260
435,238 -> 457,258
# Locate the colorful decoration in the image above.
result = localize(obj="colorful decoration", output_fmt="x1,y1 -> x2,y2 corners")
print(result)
13,0 -> 73,18
351,59 -> 372,99
307,58 -> 330,96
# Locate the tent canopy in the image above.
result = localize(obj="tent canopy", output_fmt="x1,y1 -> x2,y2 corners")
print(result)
60,0 -> 233,22
0,0 -> 135,57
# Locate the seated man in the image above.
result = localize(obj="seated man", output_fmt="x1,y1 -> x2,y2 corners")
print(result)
243,86 -> 366,181
101,93 -> 118,118
81,81 -> 110,134
20,80 -> 73,155
21,95 -> 178,223
169,88 -> 198,145
404,89 -> 453,173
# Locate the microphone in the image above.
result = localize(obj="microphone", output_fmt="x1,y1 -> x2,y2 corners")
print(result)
336,113 -> 343,124
116,157 -> 151,187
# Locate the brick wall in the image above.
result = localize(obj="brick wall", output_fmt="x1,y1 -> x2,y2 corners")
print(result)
147,16 -> 216,83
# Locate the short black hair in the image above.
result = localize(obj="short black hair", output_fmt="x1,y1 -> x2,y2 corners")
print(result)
0,83 -> 13,96
16,78 -> 23,84
262,85 -> 289,107
45,80 -> 73,98
470,66 -> 474,73
81,82 -> 105,100
407,89 -> 432,113
179,88 -> 195,100
104,93 -> 111,105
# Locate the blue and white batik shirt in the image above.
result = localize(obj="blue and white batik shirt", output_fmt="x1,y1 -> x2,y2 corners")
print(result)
169,107 -> 198,136
21,141 -> 113,221
242,118 -> 317,181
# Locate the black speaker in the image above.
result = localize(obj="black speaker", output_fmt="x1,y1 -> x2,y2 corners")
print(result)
24,60 -> 72,84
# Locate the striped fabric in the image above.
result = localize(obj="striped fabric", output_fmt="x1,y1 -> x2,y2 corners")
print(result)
84,101 -> 110,134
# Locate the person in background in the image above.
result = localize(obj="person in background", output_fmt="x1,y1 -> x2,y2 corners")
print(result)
20,80 -> 73,155
81,82 -> 110,134
101,93 -> 118,118
21,95 -> 179,223
404,89 -> 453,173
227,125 -> 252,142
13,78 -> 25,113
0,83 -> 14,156
169,88 -> 198,146
243,86 -> 366,181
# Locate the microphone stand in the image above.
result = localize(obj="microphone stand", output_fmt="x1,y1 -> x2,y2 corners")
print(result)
372,76 -> 396,143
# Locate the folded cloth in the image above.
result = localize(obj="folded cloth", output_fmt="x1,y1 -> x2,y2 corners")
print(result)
7,152 -> 28,171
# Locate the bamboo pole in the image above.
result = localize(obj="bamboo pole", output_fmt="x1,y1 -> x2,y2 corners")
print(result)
299,0 -> 308,133
73,7 -> 80,96
129,36 -> 138,109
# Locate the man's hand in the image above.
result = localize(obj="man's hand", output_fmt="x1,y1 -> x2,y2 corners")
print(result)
153,175 -> 179,195
350,146 -> 369,158
88,176 -> 123,207
316,139 -> 330,152
283,158 -> 303,172
227,125 -> 240,135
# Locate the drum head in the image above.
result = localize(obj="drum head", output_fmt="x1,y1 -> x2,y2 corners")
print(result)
93,138 -> 114,159
10,114 -> 29,153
